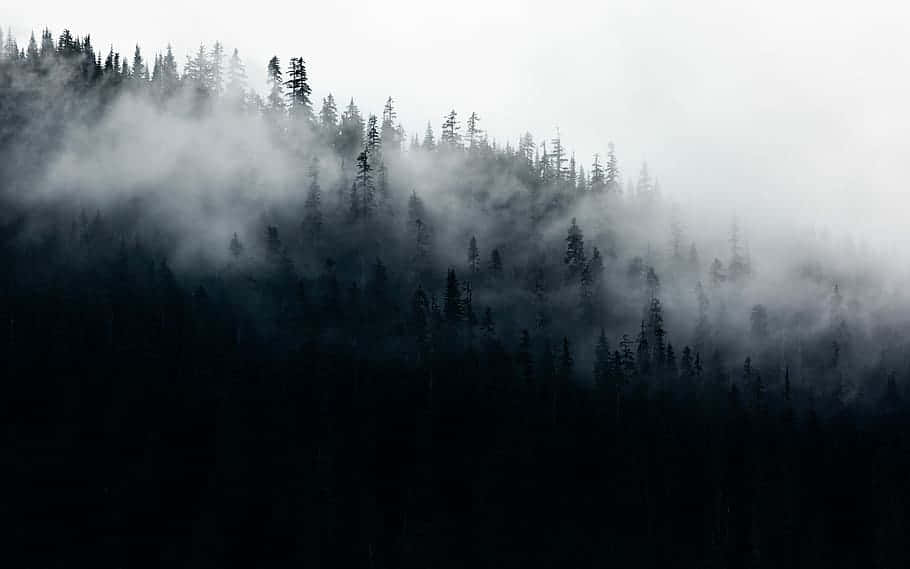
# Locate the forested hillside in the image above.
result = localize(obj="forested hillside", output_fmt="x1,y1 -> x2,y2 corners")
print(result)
1,28 -> 908,568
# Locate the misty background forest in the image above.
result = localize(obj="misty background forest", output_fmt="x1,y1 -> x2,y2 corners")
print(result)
1,28 -> 909,568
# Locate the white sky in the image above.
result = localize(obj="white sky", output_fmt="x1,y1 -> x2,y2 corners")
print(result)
6,0 -> 910,236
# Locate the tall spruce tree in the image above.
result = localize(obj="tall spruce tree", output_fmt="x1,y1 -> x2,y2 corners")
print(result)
285,57 -> 313,122
564,217 -> 587,281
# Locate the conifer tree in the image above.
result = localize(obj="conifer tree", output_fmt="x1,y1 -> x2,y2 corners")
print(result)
466,112 -> 482,151
636,162 -> 652,195
550,129 -> 567,183
209,41 -> 224,95
229,232 -> 243,258
468,235 -> 480,274
320,94 -> 339,135
131,45 -> 147,83
681,346 -> 694,380
605,142 -> 619,192
444,269 -> 463,322
285,57 -> 313,122
648,297 -> 666,366
26,32 -> 39,67
422,121 -> 436,150
226,48 -> 248,108
355,150 -> 374,218
440,109 -> 460,149
590,154 -> 605,192
40,28 -> 54,59
365,114 -> 381,154
489,248 -> 503,276
303,157 -> 322,240
381,97 -> 401,151
340,98 -> 364,156
564,217 -> 587,281
184,43 -> 211,95
266,55 -> 285,119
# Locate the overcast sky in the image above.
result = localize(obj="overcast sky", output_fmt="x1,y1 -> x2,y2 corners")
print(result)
6,0 -> 910,236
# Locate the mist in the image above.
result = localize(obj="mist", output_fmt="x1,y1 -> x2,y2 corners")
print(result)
3,15 -> 910,568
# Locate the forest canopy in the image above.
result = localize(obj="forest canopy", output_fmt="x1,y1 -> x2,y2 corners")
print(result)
1,26 -> 909,568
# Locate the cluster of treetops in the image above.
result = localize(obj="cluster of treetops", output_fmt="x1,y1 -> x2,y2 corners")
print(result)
0,26 -> 905,424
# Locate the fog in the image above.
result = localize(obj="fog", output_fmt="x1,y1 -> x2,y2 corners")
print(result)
3,9 -> 910,392
7,0 -> 910,241
5,10 -> 910,566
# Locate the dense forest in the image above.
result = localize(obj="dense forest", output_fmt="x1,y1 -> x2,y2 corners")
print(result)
2,28 -> 909,568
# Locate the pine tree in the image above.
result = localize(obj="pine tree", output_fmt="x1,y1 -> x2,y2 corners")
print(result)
5,30 -> 19,62
463,280 -> 477,327
26,32 -> 39,67
636,162 -> 652,195
226,48 -> 248,108
564,218 -> 587,281
320,94 -> 339,136
681,346 -> 694,379
577,165 -> 587,192
648,297 -> 666,366
162,44 -> 179,96
303,157 -> 322,240
518,132 -> 535,169
444,268 -> 463,322
620,334 -> 636,376
414,123 -> 433,152
636,321 -> 651,376
728,217 -> 749,282
365,114 -> 381,154
284,57 -> 313,122
605,142 -> 619,192
57,29 -> 75,57
440,110 -> 461,149
229,232 -> 243,258
381,97 -> 401,152
568,153 -> 577,190
131,45 -> 147,83
209,41 -> 224,95
550,129 -> 567,183
356,150 -> 374,218
466,112 -> 482,151
40,29 -> 54,59
341,98 -> 364,156
588,247 -> 604,283
489,248 -> 503,276
590,154 -> 605,192
468,235 -> 480,274
184,43 -> 212,94
266,56 -> 285,119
